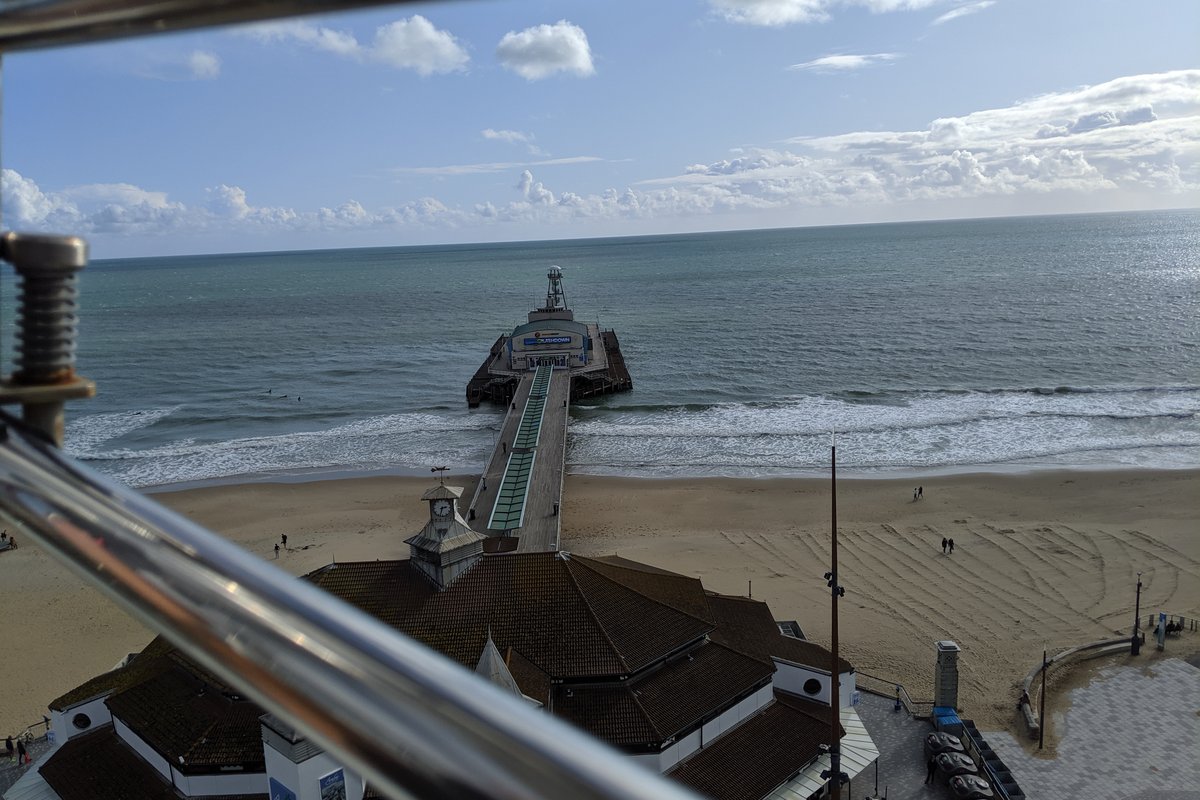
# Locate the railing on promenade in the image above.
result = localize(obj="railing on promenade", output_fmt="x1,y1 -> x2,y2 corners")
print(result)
855,670 -> 935,719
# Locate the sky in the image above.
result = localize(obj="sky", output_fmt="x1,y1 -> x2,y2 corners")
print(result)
1,0 -> 1198,258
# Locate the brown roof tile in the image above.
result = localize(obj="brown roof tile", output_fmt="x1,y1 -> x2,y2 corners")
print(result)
552,642 -> 772,749
105,663 -> 265,772
49,636 -> 175,711
39,725 -> 266,800
667,692 -> 839,800
706,593 -> 852,673
583,556 -> 714,620
308,553 -> 712,680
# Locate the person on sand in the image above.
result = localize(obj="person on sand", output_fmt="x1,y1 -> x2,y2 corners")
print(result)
913,488 -> 918,501
6,735 -> 13,763
281,534 -> 288,548
948,538 -> 955,554
942,537 -> 948,554
274,543 -> 280,559
924,754 -> 937,784
918,486 -> 924,499
16,738 -> 27,764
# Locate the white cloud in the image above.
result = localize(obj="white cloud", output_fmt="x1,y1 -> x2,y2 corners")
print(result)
496,21 -> 595,80
188,50 -> 221,79
710,0 -> 830,25
391,156 -> 602,176
241,15 -> 468,75
7,71 -> 1195,250
241,20 -> 359,56
483,128 -> 547,156
371,16 -> 470,75
710,0 -> 944,26
931,1 -> 995,25
789,53 -> 900,72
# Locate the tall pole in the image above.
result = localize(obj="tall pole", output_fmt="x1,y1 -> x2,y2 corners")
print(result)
828,435 -> 842,800
1038,647 -> 1047,750
1132,572 -> 1143,655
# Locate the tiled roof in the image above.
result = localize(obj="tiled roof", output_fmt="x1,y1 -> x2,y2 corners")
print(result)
49,636 -> 176,711
308,553 -> 713,679
667,693 -> 840,800
39,725 -> 266,800
504,646 -> 552,705
552,642 -> 773,749
105,663 -> 265,772
706,593 -> 852,673
582,556 -> 714,620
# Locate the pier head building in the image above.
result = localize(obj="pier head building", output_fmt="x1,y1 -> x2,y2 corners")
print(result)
466,267 -> 632,406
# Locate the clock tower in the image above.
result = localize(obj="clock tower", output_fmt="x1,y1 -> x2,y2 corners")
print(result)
405,484 -> 487,589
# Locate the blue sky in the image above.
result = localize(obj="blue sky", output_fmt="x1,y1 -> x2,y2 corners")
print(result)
2,0 -> 1198,257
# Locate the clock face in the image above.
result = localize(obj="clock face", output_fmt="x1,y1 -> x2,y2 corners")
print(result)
432,500 -> 453,517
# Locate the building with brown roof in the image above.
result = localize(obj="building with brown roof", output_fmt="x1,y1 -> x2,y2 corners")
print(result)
14,487 -> 876,800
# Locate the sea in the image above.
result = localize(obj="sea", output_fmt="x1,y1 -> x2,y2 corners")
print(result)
28,209 -> 1199,489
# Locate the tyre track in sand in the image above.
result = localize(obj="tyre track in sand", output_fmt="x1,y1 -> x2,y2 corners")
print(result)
914,524 -> 1082,632
1038,523 -> 1111,616
856,525 -> 1000,657
970,524 -> 1081,613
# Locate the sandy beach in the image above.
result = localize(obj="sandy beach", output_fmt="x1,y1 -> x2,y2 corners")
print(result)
2,468 -> 1197,739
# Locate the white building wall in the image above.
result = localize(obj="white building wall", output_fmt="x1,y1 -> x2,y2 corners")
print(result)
171,768 -> 267,796
113,717 -> 171,781
51,696 -> 112,742
772,659 -> 857,708
264,738 -> 365,800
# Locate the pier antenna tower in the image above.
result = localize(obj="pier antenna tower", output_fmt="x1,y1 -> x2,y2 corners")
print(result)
542,265 -> 568,313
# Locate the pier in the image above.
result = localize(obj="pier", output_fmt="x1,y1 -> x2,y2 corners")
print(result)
466,365 -> 570,552
464,267 -> 627,552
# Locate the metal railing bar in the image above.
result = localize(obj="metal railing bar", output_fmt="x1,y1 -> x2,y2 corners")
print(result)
0,0 -> 441,53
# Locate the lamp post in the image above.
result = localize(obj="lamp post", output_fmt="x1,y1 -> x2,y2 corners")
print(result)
1038,647 -> 1047,750
1131,572 -> 1143,655
822,434 -> 846,800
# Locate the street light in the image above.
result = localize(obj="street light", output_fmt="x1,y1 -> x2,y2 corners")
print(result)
1131,571 -> 1143,656
1038,647 -> 1047,750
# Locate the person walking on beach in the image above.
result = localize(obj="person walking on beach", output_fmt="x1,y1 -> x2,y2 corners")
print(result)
948,538 -> 955,554
5,735 -> 13,763
941,537 -> 948,554
918,486 -> 924,499
913,488 -> 918,501
924,755 -> 937,784
281,534 -> 288,548
16,738 -> 27,765
274,544 -> 280,559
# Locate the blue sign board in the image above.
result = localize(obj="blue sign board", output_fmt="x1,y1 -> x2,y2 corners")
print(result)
269,778 -> 297,800
523,336 -> 572,345
319,769 -> 347,800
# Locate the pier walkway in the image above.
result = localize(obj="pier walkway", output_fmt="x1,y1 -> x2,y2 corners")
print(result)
467,365 -> 570,552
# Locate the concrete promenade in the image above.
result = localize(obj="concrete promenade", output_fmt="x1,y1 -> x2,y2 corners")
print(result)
854,651 -> 1200,800
467,368 -> 570,553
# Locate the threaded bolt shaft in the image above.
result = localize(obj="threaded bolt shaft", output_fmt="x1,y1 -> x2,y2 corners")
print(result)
1,232 -> 88,384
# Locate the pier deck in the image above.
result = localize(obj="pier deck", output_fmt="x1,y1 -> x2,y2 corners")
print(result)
467,367 -> 570,552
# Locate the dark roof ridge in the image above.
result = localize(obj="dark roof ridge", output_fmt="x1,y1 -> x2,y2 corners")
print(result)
559,554 -> 631,674
704,590 -> 762,604
625,683 -> 665,743
570,556 -> 716,632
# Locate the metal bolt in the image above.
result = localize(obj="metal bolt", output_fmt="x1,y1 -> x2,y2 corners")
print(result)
1,232 -> 88,385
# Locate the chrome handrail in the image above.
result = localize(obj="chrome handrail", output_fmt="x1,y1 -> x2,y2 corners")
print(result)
0,0 -> 432,52
0,413 -> 700,800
